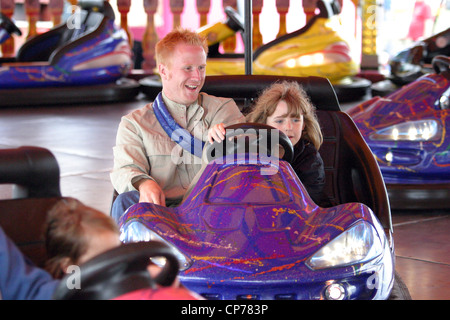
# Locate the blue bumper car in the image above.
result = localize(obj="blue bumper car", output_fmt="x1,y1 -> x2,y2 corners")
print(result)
348,56 -> 450,209
118,75 -> 408,300
0,0 -> 139,107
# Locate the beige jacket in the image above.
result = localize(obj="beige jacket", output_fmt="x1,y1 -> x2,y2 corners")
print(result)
110,92 -> 245,202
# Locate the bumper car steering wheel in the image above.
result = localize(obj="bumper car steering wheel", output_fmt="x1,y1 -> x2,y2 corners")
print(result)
53,241 -> 180,300
432,55 -> 450,74
206,123 -> 294,163
0,13 -> 22,44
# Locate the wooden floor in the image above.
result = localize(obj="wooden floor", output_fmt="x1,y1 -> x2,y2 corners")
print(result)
0,93 -> 448,300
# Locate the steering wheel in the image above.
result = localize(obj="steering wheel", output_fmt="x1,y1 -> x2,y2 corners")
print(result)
0,13 -> 22,37
390,45 -> 425,85
432,55 -> 450,74
224,6 -> 244,33
53,241 -> 180,300
206,123 -> 294,163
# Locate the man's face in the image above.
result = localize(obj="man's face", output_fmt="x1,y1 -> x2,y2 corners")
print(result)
159,43 -> 207,106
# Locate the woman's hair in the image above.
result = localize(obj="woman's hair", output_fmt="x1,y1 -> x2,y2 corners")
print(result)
44,198 -> 119,279
246,81 -> 323,149
155,27 -> 209,67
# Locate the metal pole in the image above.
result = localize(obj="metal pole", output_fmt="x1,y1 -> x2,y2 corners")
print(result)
244,0 -> 253,75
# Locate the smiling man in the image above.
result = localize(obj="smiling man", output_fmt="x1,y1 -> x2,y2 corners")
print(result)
110,28 -> 244,222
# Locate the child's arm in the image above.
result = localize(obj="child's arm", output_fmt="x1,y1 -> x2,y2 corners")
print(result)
207,123 -> 226,144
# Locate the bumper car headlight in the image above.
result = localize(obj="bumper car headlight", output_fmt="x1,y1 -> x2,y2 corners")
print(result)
120,221 -> 192,271
370,119 -> 439,141
306,221 -> 383,270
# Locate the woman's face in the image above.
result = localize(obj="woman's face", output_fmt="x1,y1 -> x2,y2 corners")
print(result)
266,100 -> 304,146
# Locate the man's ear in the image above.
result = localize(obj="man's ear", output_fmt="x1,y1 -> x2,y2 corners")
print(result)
159,64 -> 168,80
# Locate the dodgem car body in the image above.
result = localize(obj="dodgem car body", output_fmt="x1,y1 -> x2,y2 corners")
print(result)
348,56 -> 450,209
0,0 -> 138,106
202,1 -> 359,84
119,149 -> 394,300
118,75 -> 396,300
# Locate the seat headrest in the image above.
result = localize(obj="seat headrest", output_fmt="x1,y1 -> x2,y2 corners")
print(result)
201,75 -> 341,111
0,146 -> 61,198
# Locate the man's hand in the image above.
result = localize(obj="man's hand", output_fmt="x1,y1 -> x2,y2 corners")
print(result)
134,179 -> 166,206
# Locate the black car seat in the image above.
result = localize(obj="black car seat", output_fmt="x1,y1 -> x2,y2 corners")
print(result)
0,146 -> 64,268
16,0 -> 115,64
